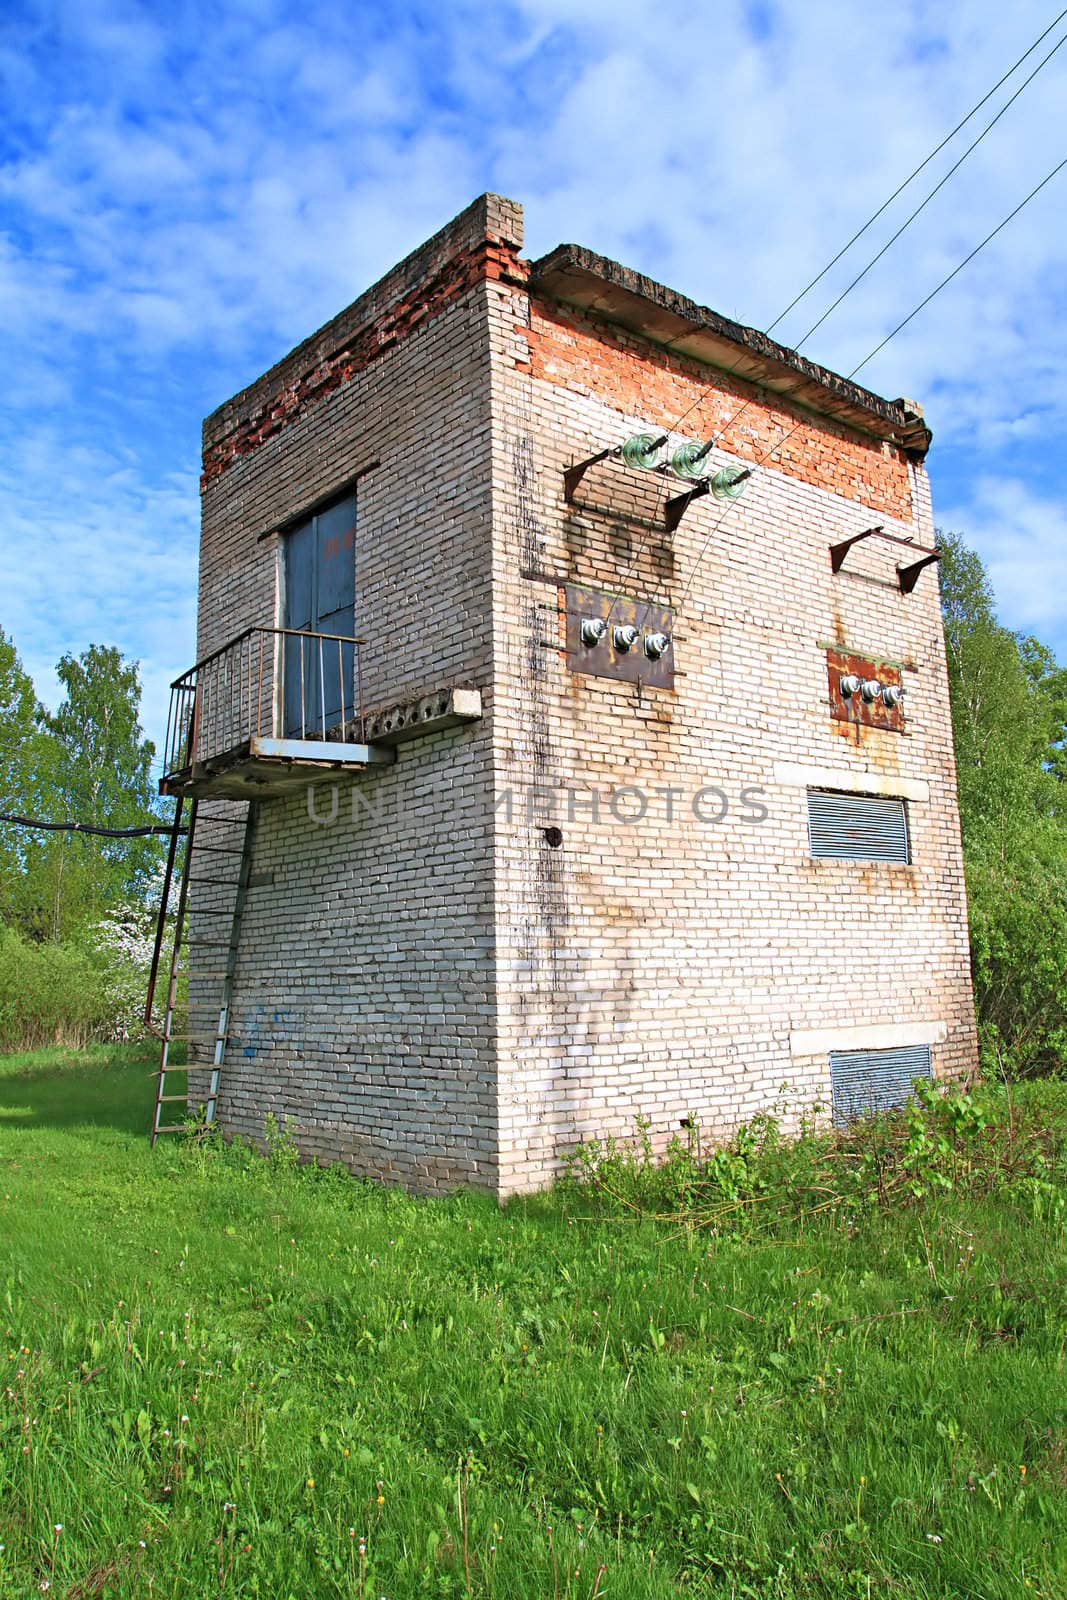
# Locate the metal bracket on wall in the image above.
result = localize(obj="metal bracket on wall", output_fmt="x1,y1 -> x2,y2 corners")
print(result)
830,524 -> 941,592
664,479 -> 711,532
829,525 -> 884,572
664,469 -> 752,532
897,549 -> 942,594
563,447 -> 619,502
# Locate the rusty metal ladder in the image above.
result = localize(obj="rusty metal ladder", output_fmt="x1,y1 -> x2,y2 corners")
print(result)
145,798 -> 256,1142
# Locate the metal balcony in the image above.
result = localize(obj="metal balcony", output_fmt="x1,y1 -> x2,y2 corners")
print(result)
160,627 -> 395,799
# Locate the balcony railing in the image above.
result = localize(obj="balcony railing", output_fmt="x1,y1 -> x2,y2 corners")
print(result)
163,626 -> 366,783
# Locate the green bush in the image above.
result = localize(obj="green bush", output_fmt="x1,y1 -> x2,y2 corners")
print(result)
0,924 -> 110,1051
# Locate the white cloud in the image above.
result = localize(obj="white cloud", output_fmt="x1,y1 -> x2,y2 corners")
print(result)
939,478 -> 1067,652
0,421 -> 198,753
0,0 -> 1064,744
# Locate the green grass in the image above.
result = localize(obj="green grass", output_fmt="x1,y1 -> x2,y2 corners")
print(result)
0,1048 -> 1064,1599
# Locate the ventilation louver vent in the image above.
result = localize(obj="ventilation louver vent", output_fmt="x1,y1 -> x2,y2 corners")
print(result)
830,1044 -> 933,1126
807,789 -> 910,863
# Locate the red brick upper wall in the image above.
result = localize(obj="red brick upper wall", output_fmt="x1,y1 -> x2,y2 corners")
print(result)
525,297 -> 914,522
200,191 -> 918,522
201,193 -> 526,488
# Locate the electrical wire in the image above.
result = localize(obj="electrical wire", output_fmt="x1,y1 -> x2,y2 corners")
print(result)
658,8 -> 1067,451
0,811 -> 183,838
846,155 -> 1067,379
766,4 -> 1067,336
594,16 -> 1067,640
791,26 -> 1067,351
671,152 -> 1067,615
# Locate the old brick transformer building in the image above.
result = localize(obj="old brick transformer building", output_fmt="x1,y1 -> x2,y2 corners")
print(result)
156,193 -> 978,1194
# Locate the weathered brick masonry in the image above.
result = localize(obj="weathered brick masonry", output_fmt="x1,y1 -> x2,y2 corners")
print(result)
190,192 -> 977,1195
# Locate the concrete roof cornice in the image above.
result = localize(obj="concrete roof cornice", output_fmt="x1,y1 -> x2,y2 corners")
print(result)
529,242 -> 932,460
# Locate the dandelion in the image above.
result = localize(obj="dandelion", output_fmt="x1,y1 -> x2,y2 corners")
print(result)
180,1415 -> 189,1424
377,1494 -> 385,1505
306,1479 -> 315,1489
1020,1464 -> 1028,1477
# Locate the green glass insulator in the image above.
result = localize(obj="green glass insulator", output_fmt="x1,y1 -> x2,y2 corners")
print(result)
709,467 -> 747,499
621,433 -> 666,471
670,440 -> 711,480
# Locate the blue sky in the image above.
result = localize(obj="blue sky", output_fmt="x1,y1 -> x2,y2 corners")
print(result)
1,0 -> 1065,765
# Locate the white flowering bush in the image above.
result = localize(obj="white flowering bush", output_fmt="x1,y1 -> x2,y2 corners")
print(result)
91,866 -> 173,1041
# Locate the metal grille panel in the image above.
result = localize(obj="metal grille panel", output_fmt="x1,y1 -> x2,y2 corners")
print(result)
830,1044 -> 933,1126
807,789 -> 910,863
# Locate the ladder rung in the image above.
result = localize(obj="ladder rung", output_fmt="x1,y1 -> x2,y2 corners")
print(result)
163,1033 -> 229,1044
189,844 -> 246,854
153,1124 -> 190,1134
158,1094 -> 190,1103
186,878 -> 239,887
181,940 -> 238,949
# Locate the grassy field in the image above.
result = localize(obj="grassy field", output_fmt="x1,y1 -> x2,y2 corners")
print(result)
0,1047 -> 1064,1599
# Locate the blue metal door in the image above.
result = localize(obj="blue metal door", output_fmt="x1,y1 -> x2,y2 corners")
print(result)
284,494 -> 356,737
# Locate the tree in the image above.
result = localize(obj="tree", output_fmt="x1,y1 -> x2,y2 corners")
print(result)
36,644 -> 166,936
939,533 -> 1067,1074
0,628 -> 57,929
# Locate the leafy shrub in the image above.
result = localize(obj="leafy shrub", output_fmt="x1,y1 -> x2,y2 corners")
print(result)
0,924 -> 109,1050
0,904 -> 168,1051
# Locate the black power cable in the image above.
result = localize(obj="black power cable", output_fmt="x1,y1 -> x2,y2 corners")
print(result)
596,12 -> 1067,639
0,811 -> 184,839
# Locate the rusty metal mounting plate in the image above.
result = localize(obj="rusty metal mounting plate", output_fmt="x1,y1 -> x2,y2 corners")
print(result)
827,647 -> 905,733
565,584 -> 675,689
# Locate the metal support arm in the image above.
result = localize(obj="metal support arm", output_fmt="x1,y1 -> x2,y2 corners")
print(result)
563,447 -> 618,502
830,525 -> 884,573
897,549 -> 942,594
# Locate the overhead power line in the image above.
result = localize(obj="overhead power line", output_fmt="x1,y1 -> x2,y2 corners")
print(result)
0,811 -> 183,839
672,151 -> 1067,613
791,25 -> 1067,351
602,11 -> 1067,633
665,13 -> 1067,452
767,3 -> 1067,336
846,154 -> 1067,380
